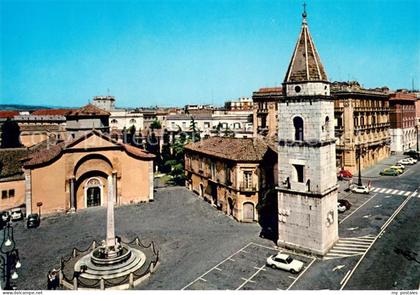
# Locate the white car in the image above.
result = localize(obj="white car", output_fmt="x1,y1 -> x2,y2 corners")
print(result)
397,159 -> 411,166
407,157 -> 417,164
351,185 -> 370,194
394,163 -> 406,170
9,208 -> 23,221
266,253 -> 304,274
337,202 -> 346,213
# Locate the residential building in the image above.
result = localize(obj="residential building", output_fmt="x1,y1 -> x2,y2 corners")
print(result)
224,97 -> 253,111
389,92 -> 417,152
66,104 -> 110,138
252,87 -> 282,137
333,81 -> 390,173
110,110 -> 144,132
184,137 -> 277,222
277,8 -> 338,255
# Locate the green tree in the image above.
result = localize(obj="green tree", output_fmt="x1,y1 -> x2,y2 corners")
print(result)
150,119 -> 162,129
164,129 -> 189,185
160,130 -> 172,173
189,117 -> 201,142
223,126 -> 235,137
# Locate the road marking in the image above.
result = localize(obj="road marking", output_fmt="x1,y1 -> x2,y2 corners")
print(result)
397,190 -> 405,195
236,265 -> 264,290
340,194 -> 414,290
286,257 -> 316,290
214,267 -> 222,271
410,192 -> 417,197
374,205 -> 382,208
198,277 -> 207,282
181,242 -> 253,290
347,227 -> 359,231
379,188 -> 386,193
391,189 -> 399,194
385,189 -> 393,194
340,270 -> 351,285
330,249 -> 365,254
332,265 -> 346,272
240,249 -> 249,254
288,276 -> 297,280
339,193 -> 377,224
228,258 -> 235,262
372,188 -> 380,192
404,191 -> 411,196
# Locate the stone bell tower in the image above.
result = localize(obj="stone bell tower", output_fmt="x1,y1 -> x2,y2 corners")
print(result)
277,5 -> 338,256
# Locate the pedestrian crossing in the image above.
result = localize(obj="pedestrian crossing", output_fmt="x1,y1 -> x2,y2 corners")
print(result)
370,187 -> 419,198
324,235 -> 376,260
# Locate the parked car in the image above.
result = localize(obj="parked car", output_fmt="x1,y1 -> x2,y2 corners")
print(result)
393,163 -> 406,170
1,211 -> 10,222
351,185 -> 370,194
397,159 -> 412,165
389,166 -> 404,174
266,253 -> 304,274
338,202 -> 346,213
27,213 -> 40,228
380,168 -> 399,176
403,150 -> 420,159
407,157 -> 417,164
338,199 -> 352,210
9,208 -> 23,221
338,169 -> 353,180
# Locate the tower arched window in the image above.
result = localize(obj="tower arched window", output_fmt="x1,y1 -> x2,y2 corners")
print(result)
293,116 -> 304,141
324,116 -> 330,136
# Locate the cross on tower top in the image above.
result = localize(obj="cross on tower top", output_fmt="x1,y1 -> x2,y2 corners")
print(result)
302,2 -> 307,20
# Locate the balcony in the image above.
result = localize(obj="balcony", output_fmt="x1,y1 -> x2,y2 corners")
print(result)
239,183 -> 257,192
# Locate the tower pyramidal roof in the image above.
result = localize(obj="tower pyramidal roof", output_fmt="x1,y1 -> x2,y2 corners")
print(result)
284,5 -> 328,83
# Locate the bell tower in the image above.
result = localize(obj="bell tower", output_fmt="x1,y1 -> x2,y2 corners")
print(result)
277,5 -> 338,256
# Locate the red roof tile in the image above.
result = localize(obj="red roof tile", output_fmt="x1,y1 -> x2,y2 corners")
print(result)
185,137 -> 272,162
0,111 -> 19,118
66,104 -> 110,117
32,109 -> 73,116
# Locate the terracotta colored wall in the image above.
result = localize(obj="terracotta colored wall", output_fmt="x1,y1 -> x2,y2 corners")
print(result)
30,157 -> 67,214
119,152 -> 150,204
20,133 -> 49,147
0,179 -> 25,211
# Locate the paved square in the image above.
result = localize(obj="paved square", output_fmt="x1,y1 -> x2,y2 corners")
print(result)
183,242 -> 315,290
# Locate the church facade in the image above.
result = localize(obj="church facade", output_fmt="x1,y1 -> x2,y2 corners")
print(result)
277,8 -> 339,255
22,130 -> 155,215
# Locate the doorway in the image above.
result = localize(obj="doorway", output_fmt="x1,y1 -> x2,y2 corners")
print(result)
86,187 -> 101,207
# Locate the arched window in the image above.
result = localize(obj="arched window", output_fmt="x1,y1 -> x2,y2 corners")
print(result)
129,119 -> 136,124
111,119 -> 118,124
324,116 -> 330,134
293,116 -> 304,141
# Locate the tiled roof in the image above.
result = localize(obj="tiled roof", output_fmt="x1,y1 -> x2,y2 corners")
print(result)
0,148 -> 28,179
284,16 -> 327,83
0,111 -> 19,119
32,109 -> 74,116
23,130 -> 154,167
185,137 -> 271,162
66,104 -> 110,117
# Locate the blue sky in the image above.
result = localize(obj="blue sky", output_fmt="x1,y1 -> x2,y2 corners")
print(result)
1,0 -> 419,108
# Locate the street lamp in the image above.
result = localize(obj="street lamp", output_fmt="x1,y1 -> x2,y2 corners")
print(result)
357,144 -> 365,187
0,222 -> 21,290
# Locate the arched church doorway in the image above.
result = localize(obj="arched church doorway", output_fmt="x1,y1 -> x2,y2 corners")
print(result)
85,178 -> 102,207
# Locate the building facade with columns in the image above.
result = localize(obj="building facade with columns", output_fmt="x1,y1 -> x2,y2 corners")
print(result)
332,81 -> 391,173
276,8 -> 338,255
21,130 -> 155,215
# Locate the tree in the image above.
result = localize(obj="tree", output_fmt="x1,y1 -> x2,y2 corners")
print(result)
223,126 -> 235,138
189,117 -> 201,142
164,128 -> 189,185
160,130 -> 172,173
1,119 -> 21,148
150,119 -> 162,130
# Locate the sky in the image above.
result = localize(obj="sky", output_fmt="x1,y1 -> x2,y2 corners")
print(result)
0,0 -> 419,108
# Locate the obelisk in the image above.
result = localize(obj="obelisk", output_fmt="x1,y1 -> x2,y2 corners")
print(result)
106,174 -> 116,248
